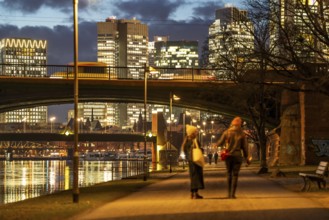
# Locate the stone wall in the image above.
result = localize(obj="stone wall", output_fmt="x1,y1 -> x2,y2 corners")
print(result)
279,104 -> 302,165
279,89 -> 329,165
304,92 -> 329,164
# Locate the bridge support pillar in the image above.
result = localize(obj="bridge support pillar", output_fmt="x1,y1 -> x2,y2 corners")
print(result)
279,88 -> 329,166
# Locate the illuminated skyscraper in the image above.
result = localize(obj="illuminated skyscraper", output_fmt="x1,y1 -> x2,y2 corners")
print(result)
270,0 -> 329,62
97,17 -> 148,78
154,40 -> 199,68
148,36 -> 170,67
90,18 -> 149,127
0,38 -> 48,124
208,6 -> 254,71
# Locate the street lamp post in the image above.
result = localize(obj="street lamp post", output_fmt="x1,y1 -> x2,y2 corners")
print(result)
210,135 -> 216,155
197,125 -> 201,140
72,0 -> 79,203
22,117 -> 26,133
50,117 -> 56,133
169,92 -> 180,173
211,120 -> 214,133
183,111 -> 186,138
211,135 -> 215,145
143,64 -> 148,181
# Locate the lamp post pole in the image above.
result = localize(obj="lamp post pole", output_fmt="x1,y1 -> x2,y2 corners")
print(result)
211,135 -> 215,147
50,117 -> 56,133
168,92 -> 180,173
183,111 -> 185,138
143,64 -> 148,181
22,117 -> 26,133
169,92 -> 173,173
72,0 -> 79,203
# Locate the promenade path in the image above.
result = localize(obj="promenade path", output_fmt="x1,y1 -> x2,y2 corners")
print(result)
71,163 -> 329,220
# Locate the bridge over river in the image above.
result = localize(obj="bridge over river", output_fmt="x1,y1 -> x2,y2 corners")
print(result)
1,65 -> 329,165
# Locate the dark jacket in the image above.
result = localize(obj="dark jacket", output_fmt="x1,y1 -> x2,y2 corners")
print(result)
182,136 -> 204,190
216,125 -> 248,159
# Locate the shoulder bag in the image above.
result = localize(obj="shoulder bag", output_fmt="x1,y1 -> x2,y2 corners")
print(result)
192,139 -> 205,167
220,148 -> 230,161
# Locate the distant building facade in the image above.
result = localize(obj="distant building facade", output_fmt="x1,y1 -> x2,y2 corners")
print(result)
154,40 -> 199,68
270,0 -> 329,62
97,17 -> 148,78
208,6 -> 254,75
79,18 -> 150,127
0,38 -> 48,124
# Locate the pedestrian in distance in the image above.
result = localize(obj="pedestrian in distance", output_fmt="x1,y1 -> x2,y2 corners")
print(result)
215,116 -> 250,199
214,151 -> 219,164
181,125 -> 205,199
208,152 -> 213,164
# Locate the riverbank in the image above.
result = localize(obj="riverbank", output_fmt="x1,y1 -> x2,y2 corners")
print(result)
0,170 -> 177,220
1,163 -> 328,220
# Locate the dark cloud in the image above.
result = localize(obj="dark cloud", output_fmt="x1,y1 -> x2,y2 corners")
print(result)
0,0 -> 231,122
0,22 -> 96,122
0,0 -> 92,13
0,22 -> 97,65
192,1 -> 225,20
113,0 -> 185,20
148,18 -> 211,51
0,1 -> 226,64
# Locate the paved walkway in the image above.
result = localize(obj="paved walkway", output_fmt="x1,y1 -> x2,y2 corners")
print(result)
72,163 -> 329,220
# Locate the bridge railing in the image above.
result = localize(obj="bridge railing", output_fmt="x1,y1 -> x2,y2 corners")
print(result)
0,63 -> 223,81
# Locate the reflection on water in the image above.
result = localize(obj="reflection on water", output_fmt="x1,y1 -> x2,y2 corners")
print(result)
0,160 -> 143,205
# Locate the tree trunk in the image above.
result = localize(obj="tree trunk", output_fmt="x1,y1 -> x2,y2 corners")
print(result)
258,129 -> 268,174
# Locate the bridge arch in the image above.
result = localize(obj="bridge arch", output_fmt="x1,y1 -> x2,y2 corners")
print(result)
0,77 -> 251,120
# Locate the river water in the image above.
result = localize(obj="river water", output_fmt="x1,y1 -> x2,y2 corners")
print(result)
0,160 -> 145,205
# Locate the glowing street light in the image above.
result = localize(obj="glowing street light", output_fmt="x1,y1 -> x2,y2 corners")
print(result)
72,0 -> 79,203
50,117 -> 56,133
211,135 -> 215,145
22,117 -> 27,133
168,92 -> 180,173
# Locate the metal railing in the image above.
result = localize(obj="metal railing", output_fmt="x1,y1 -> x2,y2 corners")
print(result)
111,159 -> 149,180
0,63 -> 223,81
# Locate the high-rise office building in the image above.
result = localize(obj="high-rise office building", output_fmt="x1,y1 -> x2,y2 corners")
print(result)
270,0 -> 329,62
87,18 -> 149,127
148,36 -> 170,67
154,40 -> 199,68
208,6 -> 254,71
0,38 -> 48,124
97,17 -> 148,78
151,39 -> 199,121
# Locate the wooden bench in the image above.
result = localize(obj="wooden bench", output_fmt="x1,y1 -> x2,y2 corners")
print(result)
299,161 -> 328,191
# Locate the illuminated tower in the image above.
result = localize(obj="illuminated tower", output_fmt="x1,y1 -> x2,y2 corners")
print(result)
270,0 -> 329,62
95,18 -> 149,127
154,40 -> 199,68
97,17 -> 148,78
0,38 -> 48,124
208,6 -> 254,71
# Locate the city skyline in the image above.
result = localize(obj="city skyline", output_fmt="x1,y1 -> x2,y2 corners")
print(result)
0,0 -> 244,122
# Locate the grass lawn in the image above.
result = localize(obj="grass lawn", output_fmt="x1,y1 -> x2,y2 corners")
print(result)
0,172 -> 173,220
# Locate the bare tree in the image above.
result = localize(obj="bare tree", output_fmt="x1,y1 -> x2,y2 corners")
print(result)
245,0 -> 329,95
206,4 -> 284,173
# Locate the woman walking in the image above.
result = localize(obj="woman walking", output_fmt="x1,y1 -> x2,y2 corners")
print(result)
181,125 -> 205,199
215,116 -> 250,199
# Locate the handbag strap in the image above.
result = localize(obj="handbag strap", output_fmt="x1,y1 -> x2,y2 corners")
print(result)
225,131 -> 237,154
193,138 -> 199,149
